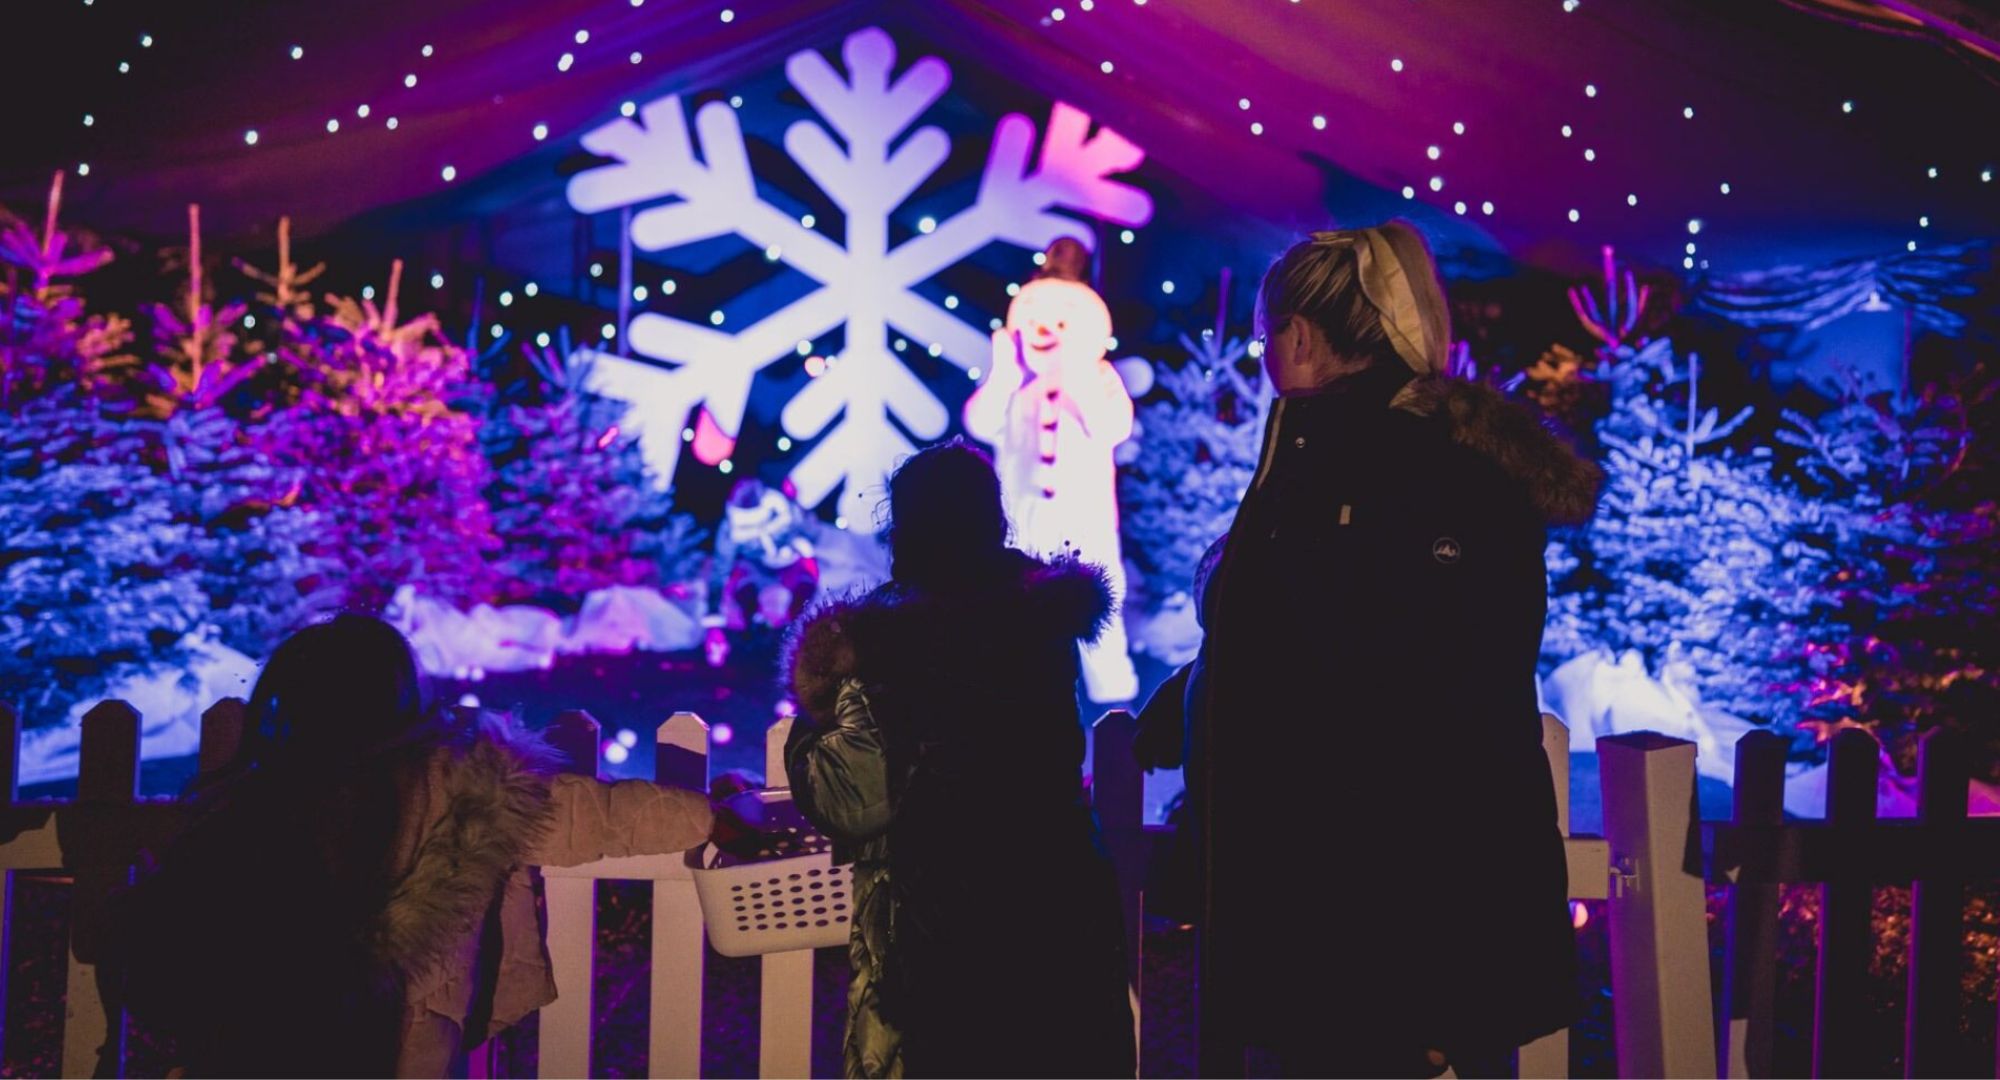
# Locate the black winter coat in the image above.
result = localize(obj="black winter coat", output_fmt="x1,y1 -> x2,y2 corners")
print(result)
786,551 -> 1136,1078
1187,364 -> 1602,1074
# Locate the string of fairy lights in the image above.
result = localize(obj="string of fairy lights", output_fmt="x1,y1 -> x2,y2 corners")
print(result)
1027,0 -> 1990,282
61,0 -> 1993,375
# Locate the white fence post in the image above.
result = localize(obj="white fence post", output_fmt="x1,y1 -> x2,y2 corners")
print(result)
759,716 -> 815,1079
651,711 -> 710,1079
1518,714 -> 1572,1080
1599,732 -> 1715,1079
65,700 -> 140,1079
0,702 -> 16,1068
541,710 -> 603,1079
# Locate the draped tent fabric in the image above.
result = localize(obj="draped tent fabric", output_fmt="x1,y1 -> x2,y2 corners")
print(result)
5,0 -> 1998,276
1689,240 -> 1988,336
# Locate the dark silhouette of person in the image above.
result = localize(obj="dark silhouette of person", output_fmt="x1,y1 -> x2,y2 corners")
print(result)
785,440 -> 1136,1077
1181,224 -> 1601,1077
113,614 -> 711,1076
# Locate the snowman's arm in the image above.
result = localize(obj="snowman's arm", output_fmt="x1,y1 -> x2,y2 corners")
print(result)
1066,360 -> 1135,444
963,329 -> 1024,444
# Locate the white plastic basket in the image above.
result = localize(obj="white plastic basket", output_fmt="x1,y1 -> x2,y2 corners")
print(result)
689,788 -> 854,957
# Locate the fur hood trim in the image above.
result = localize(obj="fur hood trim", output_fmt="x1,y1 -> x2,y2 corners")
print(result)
373,713 -> 557,982
1394,375 -> 1604,525
785,552 -> 1114,724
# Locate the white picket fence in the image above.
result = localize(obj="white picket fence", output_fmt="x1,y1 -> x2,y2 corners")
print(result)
0,700 -> 1717,1078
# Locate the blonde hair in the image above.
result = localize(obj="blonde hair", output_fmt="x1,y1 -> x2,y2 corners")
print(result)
1257,222 -> 1450,376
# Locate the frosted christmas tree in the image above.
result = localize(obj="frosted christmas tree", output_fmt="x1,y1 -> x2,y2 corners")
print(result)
564,25 -> 1152,528
1119,323 -> 1271,614
280,260 -> 502,610
0,173 -> 205,721
481,334 -> 670,608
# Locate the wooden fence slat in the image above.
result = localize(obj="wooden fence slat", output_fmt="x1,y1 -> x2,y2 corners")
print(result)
2,700 -> 18,803
652,712 -> 709,1080
1091,710 -> 1146,984
759,716 -> 813,1079
1722,730 -> 1787,1080
1599,731 -> 1716,1079
1905,728 -> 1968,1078
1813,728 -> 1879,1078
0,702 -> 16,1067
541,711 -> 600,1080
66,700 -> 141,1079
1091,710 -> 1147,1075
196,698 -> 246,781
1520,714 -> 1573,1080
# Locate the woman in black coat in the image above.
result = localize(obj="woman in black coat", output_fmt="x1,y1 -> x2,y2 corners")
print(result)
1181,224 -> 1603,1077
785,440 -> 1136,1078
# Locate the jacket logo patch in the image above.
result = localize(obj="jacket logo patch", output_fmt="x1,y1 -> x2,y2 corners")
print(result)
1432,537 -> 1462,564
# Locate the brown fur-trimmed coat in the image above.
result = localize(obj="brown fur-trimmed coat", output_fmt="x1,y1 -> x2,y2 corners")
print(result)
1185,364 -> 1602,1073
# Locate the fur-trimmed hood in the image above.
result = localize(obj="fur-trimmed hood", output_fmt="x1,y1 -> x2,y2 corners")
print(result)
376,713 -> 558,984
1394,375 -> 1604,525
786,551 -> 1115,724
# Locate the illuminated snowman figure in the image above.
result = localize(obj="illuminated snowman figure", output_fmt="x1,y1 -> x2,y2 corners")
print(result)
965,238 -> 1140,702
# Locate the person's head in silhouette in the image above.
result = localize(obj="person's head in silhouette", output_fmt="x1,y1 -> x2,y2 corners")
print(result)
885,439 -> 1009,592
242,613 -> 429,769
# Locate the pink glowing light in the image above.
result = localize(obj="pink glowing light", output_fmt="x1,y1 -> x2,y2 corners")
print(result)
712,723 -> 735,745
691,407 -> 737,465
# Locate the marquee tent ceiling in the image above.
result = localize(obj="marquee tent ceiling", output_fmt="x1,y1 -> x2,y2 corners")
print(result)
6,0 -> 1998,276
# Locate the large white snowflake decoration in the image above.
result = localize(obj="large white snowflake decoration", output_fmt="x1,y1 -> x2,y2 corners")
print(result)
564,25 -> 1152,529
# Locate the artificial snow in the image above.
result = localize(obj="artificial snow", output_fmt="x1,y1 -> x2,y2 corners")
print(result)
15,631 -> 257,786
1542,649 -> 2000,819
